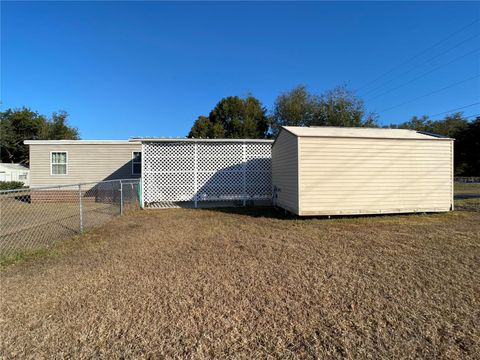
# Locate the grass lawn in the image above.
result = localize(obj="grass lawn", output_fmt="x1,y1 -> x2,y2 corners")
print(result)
1,208 -> 479,358
454,182 -> 480,195
454,183 -> 480,212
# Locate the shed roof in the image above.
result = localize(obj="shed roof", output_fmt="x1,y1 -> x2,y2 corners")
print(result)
281,126 -> 452,140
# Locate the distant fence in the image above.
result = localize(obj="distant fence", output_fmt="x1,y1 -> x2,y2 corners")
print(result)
454,177 -> 480,183
0,179 -> 140,257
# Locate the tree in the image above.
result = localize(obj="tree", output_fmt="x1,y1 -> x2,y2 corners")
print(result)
242,96 -> 269,138
452,117 -> 479,176
392,112 -> 469,138
387,115 -> 430,132
188,95 -> 269,139
389,113 -> 476,175
271,85 -> 321,134
427,113 -> 469,138
317,85 -> 377,127
209,96 -> 246,138
1,108 -> 44,164
188,116 -> 211,139
46,111 -> 80,139
270,85 -> 376,135
0,108 -> 79,164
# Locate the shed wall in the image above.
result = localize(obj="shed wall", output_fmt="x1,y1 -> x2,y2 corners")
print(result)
29,144 -> 141,187
271,131 -> 299,214
298,137 -> 453,215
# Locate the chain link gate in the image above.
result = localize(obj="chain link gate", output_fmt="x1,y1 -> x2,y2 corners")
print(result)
140,140 -> 273,208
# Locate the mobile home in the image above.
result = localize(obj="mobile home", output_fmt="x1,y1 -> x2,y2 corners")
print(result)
24,140 -> 141,187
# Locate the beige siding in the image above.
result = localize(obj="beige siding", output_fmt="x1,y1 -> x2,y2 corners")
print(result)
298,137 -> 453,216
272,131 -> 299,214
29,143 -> 141,187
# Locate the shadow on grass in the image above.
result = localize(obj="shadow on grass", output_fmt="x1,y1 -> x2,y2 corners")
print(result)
196,205 -> 458,221
455,194 -> 480,200
197,206 -> 295,220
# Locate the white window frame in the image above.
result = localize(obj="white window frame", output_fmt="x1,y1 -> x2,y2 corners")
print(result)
132,151 -> 142,175
50,151 -> 68,176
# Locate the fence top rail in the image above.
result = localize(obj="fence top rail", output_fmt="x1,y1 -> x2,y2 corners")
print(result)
454,177 -> 480,183
131,138 -> 274,143
0,178 -> 140,194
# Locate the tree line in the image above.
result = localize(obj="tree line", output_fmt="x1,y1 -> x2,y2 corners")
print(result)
390,114 -> 479,176
1,108 -> 79,165
1,85 -> 478,175
188,84 -> 478,176
188,85 -> 376,139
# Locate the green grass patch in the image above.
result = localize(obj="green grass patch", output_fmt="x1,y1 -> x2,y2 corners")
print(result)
0,232 -> 87,267
0,246 -> 60,266
455,183 -> 480,195
455,197 -> 480,212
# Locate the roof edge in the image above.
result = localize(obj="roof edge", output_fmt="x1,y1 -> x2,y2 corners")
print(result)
277,126 -> 453,141
129,138 -> 274,143
24,140 -> 139,145
416,131 -> 454,139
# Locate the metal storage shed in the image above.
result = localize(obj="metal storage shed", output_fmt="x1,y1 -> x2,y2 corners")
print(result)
272,126 -> 454,216
132,138 -> 273,208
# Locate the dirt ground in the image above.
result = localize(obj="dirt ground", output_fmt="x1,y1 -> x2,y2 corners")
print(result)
1,207 -> 479,359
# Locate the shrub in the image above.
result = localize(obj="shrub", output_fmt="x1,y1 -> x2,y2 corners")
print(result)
0,181 -> 26,190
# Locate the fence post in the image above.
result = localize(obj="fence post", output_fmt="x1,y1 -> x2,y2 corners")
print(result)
194,142 -> 198,208
120,181 -> 124,215
242,141 -> 247,206
79,184 -> 83,233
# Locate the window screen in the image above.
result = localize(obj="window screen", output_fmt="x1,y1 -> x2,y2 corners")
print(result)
51,152 -> 67,175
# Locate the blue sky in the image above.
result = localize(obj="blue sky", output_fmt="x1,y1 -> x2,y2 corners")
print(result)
2,1 -> 479,139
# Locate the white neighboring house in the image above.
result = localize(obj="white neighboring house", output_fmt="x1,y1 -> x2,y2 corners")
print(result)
0,163 -> 30,186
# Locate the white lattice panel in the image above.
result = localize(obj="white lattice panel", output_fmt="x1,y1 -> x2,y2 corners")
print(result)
142,140 -> 272,206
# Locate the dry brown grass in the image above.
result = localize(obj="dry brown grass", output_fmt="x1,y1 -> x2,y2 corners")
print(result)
1,208 -> 479,359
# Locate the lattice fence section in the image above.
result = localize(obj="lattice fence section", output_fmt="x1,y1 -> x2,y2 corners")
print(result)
142,141 -> 272,207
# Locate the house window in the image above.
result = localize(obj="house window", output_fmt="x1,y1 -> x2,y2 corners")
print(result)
19,173 -> 28,180
51,152 -> 68,175
132,151 -> 141,175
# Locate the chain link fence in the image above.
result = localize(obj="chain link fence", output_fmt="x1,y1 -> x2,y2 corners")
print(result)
0,179 -> 141,257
